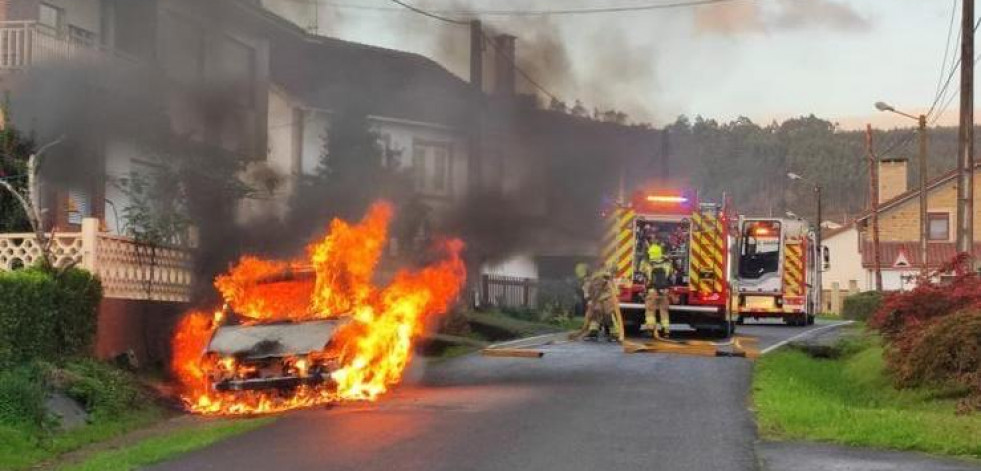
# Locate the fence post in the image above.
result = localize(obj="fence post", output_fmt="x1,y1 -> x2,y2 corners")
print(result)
480,274 -> 489,308
80,217 -> 99,271
830,282 -> 841,315
522,279 -> 530,307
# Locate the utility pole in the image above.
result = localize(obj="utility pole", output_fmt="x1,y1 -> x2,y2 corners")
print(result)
957,0 -> 975,257
867,124 -> 883,291
919,114 -> 928,269
814,184 -> 823,312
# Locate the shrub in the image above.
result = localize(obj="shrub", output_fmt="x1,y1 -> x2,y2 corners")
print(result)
890,310 -> 981,394
0,365 -> 46,429
0,268 -> 102,367
59,359 -> 144,419
869,257 -> 981,341
841,291 -> 884,321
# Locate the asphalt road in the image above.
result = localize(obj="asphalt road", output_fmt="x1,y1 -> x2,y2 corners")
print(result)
150,320 -> 847,471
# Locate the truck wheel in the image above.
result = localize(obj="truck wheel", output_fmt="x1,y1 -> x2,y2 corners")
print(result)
736,316 -> 745,325
807,315 -> 816,325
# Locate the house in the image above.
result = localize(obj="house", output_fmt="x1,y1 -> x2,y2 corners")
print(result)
246,12 -> 475,229
0,0 -> 280,364
851,157 -> 981,292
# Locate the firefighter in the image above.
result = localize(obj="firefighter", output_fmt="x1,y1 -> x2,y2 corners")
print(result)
582,267 -> 619,342
642,235 -> 673,338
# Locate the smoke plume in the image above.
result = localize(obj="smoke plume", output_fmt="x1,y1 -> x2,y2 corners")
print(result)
694,0 -> 870,35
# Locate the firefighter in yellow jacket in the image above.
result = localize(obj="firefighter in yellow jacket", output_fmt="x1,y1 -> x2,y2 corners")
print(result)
583,268 -> 619,341
642,236 -> 673,338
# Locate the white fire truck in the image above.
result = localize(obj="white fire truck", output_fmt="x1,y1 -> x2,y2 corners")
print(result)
732,217 -> 823,326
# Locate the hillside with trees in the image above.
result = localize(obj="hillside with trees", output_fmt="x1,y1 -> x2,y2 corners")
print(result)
666,115 -> 974,223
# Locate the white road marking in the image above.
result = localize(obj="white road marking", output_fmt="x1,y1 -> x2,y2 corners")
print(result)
487,332 -> 569,350
760,321 -> 854,355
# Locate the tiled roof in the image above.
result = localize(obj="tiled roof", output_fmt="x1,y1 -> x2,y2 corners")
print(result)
860,241 -> 981,268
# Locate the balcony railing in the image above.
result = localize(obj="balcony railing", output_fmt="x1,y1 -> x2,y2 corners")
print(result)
0,21 -> 130,71
0,218 -> 194,302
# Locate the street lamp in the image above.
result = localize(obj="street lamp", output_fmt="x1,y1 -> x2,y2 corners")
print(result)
785,211 -> 799,220
875,100 -> 928,269
787,172 -> 822,312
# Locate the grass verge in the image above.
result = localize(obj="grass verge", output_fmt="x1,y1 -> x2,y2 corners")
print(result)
0,409 -> 164,470
754,332 -> 981,458
62,417 -> 273,471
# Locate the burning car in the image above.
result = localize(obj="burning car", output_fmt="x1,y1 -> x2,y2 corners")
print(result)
172,202 -> 467,415
204,313 -> 350,394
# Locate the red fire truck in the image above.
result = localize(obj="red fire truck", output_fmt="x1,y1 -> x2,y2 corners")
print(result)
603,189 -> 737,336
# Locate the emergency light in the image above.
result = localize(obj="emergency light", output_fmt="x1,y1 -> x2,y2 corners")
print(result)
646,195 -> 688,204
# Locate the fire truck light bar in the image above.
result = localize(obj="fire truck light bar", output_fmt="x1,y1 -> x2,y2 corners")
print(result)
646,195 -> 688,203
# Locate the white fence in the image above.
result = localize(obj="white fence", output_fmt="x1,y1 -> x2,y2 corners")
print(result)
0,219 -> 193,302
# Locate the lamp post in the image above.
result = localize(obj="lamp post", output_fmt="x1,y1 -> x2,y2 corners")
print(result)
875,101 -> 928,269
788,172 -> 822,312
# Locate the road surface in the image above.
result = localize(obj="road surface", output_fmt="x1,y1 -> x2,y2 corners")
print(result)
150,320 -> 971,471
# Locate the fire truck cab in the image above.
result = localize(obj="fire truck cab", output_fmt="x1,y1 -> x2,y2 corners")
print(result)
733,217 -> 818,326
609,189 -> 736,336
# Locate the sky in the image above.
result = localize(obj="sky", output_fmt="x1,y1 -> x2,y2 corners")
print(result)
268,0 -> 965,130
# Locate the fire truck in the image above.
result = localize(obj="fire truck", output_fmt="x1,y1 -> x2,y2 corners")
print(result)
604,189 -> 737,336
732,217 -> 819,326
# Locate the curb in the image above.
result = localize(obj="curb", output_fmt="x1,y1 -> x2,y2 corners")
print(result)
487,332 -> 572,350
760,321 -> 854,355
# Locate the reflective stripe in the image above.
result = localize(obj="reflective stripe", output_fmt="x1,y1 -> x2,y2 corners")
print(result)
603,207 -> 635,281
783,242 -> 804,297
689,210 -> 726,296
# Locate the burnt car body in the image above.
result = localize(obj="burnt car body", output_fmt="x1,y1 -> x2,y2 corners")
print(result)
205,318 -> 348,392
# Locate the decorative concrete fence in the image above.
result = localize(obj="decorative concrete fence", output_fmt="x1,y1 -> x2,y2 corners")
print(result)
0,218 -> 193,302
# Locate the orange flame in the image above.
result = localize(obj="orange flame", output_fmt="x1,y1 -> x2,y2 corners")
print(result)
171,202 -> 466,415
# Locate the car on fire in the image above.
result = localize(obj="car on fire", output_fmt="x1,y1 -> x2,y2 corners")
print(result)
204,313 -> 349,393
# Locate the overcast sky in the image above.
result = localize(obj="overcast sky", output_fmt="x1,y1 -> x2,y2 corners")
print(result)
275,0 -> 965,130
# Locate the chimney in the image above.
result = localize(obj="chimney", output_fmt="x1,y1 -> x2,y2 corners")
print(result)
878,158 -> 908,203
493,34 -> 516,96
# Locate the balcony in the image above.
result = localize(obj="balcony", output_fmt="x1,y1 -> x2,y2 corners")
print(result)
0,218 -> 194,302
0,21 -> 130,71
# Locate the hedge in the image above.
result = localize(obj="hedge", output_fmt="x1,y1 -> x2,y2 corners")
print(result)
0,268 -> 102,367
841,291 -> 883,321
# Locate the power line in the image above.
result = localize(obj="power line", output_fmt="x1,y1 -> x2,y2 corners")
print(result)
931,0 -> 959,114
928,15 -> 981,118
386,0 -> 467,24
385,0 -> 565,102
292,0 -> 758,17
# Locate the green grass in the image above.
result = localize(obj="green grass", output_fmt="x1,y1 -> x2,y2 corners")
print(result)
754,334 -> 981,458
0,408 -> 164,470
466,311 -> 563,339
62,417 -> 273,471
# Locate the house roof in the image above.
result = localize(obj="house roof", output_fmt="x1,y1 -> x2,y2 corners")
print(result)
266,19 -> 474,127
855,163 -> 981,223
821,223 -> 854,240
860,241 -> 981,269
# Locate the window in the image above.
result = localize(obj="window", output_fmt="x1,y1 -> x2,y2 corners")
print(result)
928,212 -> 950,241
68,25 -> 96,47
39,3 -> 63,35
411,141 -> 451,195
206,34 -> 256,107
160,11 -> 204,82
432,147 -> 448,191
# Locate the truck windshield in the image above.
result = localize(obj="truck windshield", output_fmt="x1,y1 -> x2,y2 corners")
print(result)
739,221 -> 781,280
